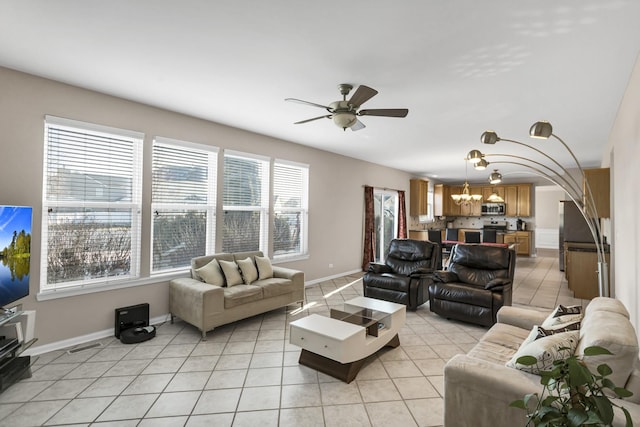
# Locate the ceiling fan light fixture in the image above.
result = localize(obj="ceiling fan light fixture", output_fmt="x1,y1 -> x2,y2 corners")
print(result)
333,112 -> 357,130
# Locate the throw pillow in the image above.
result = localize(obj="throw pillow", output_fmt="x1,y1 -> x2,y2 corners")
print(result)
535,321 -> 581,339
255,255 -> 274,280
218,260 -> 244,287
506,328 -> 580,374
237,257 -> 259,285
194,258 -> 225,286
541,304 -> 583,328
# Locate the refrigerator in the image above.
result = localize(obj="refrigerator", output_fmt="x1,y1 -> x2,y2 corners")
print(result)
558,201 -> 595,271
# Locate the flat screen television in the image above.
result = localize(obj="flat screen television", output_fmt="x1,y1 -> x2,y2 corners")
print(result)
0,206 -> 32,312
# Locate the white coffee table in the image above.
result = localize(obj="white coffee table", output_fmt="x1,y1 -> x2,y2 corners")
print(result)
289,296 -> 406,382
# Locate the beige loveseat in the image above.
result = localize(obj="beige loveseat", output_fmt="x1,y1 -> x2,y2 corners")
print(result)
444,297 -> 640,426
169,251 -> 304,339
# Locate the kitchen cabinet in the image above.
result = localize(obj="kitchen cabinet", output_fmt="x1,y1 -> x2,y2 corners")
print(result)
408,230 -> 428,241
564,242 -> 610,299
504,184 -> 531,217
583,168 -> 610,218
502,231 -> 531,256
434,184 -> 444,217
410,179 -> 429,216
442,185 -> 461,217
482,186 -> 505,201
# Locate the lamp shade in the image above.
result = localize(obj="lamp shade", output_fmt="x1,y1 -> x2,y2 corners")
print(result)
489,169 -> 502,184
530,121 -> 553,139
474,158 -> 489,170
333,112 -> 357,129
481,131 -> 500,144
467,149 -> 483,164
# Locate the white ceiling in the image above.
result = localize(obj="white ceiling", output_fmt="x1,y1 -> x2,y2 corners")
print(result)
1,0 -> 639,184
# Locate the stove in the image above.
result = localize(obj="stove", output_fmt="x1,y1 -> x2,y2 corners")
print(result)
483,220 -> 508,231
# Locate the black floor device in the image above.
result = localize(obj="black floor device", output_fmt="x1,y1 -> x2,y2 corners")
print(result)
114,303 -> 155,344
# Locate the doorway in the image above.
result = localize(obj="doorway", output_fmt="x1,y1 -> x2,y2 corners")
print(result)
374,189 -> 399,262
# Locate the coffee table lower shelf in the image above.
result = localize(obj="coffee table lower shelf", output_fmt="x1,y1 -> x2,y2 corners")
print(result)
298,334 -> 400,383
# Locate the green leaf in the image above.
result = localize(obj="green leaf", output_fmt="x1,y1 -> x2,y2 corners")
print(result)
614,387 -> 633,398
583,346 -> 613,356
622,406 -> 633,427
568,359 -> 592,386
597,363 -> 613,376
567,408 -> 588,427
592,395 -> 614,423
510,399 -> 527,409
516,355 -> 538,366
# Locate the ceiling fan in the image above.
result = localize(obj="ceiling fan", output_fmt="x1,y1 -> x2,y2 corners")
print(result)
285,84 -> 409,131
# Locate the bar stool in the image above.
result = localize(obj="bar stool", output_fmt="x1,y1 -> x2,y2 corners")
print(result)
464,231 -> 481,243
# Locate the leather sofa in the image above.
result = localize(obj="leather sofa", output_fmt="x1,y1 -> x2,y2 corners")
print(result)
363,239 -> 440,310
428,244 -> 515,326
169,251 -> 304,339
444,298 -> 640,426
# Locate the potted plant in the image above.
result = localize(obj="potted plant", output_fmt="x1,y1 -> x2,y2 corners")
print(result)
510,346 -> 634,427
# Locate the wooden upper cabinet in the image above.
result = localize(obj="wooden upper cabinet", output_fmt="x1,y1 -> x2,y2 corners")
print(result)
434,184 -> 444,217
409,179 -> 429,216
583,168 -> 610,218
504,185 -> 518,216
516,184 -> 531,217
443,185 -> 461,217
482,186 -> 505,201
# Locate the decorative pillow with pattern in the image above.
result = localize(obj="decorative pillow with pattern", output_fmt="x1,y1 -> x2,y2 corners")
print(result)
542,304 -> 583,328
535,321 -> 581,339
218,260 -> 244,287
237,257 -> 259,284
506,328 -> 579,374
195,258 -> 225,287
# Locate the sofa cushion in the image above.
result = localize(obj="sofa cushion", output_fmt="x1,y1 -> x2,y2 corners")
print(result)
237,257 -> 259,284
223,284 -> 263,308
195,258 -> 225,286
541,311 -> 582,328
219,260 -> 244,287
585,296 -> 630,319
429,282 -> 493,308
255,255 -> 274,279
255,277 -> 294,298
506,327 -> 580,374
536,321 -> 580,339
577,307 -> 639,390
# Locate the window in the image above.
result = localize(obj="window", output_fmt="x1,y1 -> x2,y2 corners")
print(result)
222,151 -> 269,253
273,160 -> 308,259
373,189 -> 399,262
42,116 -> 143,291
151,138 -> 217,272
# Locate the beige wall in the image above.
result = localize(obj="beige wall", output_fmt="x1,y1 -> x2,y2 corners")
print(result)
606,53 -> 640,341
0,67 -> 412,348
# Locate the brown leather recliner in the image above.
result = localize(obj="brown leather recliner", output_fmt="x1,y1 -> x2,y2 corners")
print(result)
428,244 -> 516,326
363,239 -> 441,310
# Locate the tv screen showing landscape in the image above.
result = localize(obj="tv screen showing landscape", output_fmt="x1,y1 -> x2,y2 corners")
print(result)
0,206 -> 32,309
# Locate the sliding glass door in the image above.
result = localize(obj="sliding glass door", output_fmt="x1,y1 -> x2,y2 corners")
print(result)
373,189 -> 399,262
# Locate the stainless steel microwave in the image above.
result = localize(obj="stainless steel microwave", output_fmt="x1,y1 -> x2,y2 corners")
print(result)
481,203 -> 506,216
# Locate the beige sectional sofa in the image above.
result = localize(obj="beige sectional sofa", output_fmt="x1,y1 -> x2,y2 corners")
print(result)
169,251 -> 304,339
444,297 -> 640,426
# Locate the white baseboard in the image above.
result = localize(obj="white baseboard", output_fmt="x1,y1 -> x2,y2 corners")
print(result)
26,269 -> 364,356
23,314 -> 171,356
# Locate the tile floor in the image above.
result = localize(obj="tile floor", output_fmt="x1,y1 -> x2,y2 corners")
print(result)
0,251 -> 586,427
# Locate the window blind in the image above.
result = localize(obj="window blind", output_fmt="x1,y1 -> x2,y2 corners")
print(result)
151,138 -> 217,272
273,160 -> 309,258
42,116 -> 143,291
222,151 -> 269,253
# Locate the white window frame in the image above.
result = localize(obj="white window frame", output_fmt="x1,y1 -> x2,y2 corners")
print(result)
272,159 -> 309,261
222,150 -> 270,253
41,116 -> 143,294
151,137 -> 218,273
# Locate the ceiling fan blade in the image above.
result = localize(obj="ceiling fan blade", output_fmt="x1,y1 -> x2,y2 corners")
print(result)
350,119 -> 366,131
285,98 -> 332,110
348,85 -> 378,107
358,108 -> 409,118
294,115 -> 332,125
